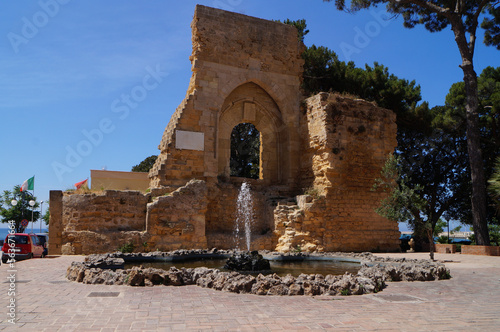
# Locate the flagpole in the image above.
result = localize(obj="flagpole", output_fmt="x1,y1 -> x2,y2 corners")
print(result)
30,176 -> 35,233
31,188 -> 34,233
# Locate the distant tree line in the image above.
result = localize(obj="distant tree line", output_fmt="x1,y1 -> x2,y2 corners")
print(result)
131,155 -> 157,173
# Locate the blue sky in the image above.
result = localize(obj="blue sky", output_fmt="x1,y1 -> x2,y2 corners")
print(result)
1,0 -> 499,231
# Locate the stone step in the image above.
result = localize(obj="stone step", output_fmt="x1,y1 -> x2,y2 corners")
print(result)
266,196 -> 297,207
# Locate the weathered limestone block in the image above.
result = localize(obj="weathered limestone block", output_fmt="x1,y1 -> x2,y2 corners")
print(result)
62,190 -> 149,232
48,190 -> 63,254
61,230 -> 148,255
55,190 -> 151,254
274,202 -> 325,253
146,179 -> 209,250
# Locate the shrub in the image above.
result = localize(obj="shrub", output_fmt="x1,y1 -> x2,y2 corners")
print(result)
118,242 -> 135,253
436,236 -> 449,244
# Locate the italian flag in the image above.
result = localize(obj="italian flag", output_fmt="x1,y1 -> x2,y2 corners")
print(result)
20,176 -> 34,192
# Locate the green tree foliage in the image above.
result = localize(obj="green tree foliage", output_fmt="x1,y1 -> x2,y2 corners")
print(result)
477,66 -> 500,170
327,1 -> 499,43
284,20 -> 437,254
441,66 -> 500,162
373,154 -> 436,258
373,154 -> 426,225
230,123 -> 260,179
284,19 -> 496,246
482,6 -> 500,49
434,220 -> 462,238
490,157 -> 500,213
434,220 -> 462,241
42,209 -> 50,226
438,67 -> 500,223
0,186 -> 40,233
375,66 -> 500,255
325,0 -> 500,246
374,119 -> 470,259
281,19 -> 422,118
469,223 -> 500,245
301,44 -> 349,95
280,18 -> 309,42
131,155 -> 158,173
301,46 -> 422,118
434,219 -> 447,237
489,224 -> 500,246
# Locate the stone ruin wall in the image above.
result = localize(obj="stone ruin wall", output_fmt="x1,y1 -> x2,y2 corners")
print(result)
50,180 -> 210,255
48,5 -> 400,255
149,5 -> 304,190
49,181 -> 278,255
48,93 -> 399,255
273,93 -> 400,252
146,180 -> 209,250
49,190 -> 149,255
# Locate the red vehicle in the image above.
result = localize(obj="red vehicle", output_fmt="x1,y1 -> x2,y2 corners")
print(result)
1,233 -> 45,263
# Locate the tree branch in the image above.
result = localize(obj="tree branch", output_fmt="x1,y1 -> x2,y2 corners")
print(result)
474,0 -> 492,22
393,0 -> 451,18
468,0 -> 492,57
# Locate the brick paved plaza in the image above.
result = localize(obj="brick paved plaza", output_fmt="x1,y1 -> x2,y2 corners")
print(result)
1,252 -> 499,331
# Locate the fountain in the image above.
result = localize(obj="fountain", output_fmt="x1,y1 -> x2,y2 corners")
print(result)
234,182 -> 253,251
223,250 -> 270,272
226,182 -> 271,272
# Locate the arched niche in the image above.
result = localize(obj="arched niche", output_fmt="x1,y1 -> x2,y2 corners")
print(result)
217,82 -> 284,184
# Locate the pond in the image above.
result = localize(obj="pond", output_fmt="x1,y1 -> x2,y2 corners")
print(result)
124,257 -> 361,277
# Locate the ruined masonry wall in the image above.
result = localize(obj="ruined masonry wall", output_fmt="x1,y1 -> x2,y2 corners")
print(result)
149,5 -> 304,189
275,93 -> 400,252
49,181 -> 210,255
146,180 -> 208,250
49,93 -> 400,254
50,190 -> 150,255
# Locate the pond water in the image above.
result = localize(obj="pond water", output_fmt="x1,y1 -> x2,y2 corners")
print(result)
124,258 -> 361,277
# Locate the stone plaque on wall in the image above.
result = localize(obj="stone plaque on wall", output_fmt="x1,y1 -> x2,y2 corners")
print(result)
176,130 -> 205,151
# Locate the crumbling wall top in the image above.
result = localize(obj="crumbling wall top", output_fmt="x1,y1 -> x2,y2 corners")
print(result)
192,5 -> 304,76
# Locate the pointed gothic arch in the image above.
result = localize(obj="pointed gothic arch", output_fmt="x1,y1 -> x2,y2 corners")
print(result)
217,82 -> 285,184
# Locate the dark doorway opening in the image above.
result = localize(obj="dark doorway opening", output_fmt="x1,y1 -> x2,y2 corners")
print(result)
230,123 -> 260,179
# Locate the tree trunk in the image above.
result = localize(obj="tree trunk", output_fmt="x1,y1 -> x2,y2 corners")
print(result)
462,65 -> 491,245
426,228 -> 435,261
450,17 -> 491,246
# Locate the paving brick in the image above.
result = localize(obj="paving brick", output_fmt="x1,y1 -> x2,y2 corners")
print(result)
1,253 -> 500,330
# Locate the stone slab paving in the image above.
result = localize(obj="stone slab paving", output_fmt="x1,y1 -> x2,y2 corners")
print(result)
0,252 -> 499,331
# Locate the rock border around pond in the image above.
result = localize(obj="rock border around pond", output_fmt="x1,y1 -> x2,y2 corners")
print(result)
66,250 -> 451,296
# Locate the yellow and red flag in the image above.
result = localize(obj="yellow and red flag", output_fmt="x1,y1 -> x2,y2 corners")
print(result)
75,179 -> 88,189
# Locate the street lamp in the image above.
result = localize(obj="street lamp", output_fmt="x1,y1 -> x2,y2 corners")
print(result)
447,219 -> 450,244
40,201 -> 44,233
29,199 -> 35,233
11,199 -> 18,232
